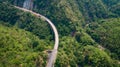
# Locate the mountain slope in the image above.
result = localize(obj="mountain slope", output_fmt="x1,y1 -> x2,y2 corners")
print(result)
2,0 -> 120,35
0,2 -> 52,39
86,18 -> 120,60
0,23 -> 49,67
0,0 -> 120,67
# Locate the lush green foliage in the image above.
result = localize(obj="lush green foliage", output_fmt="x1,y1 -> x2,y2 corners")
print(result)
0,0 -> 120,67
86,18 -> 120,60
0,2 -> 52,39
33,0 -> 83,36
102,0 -> 120,16
55,37 -> 119,67
0,24 -> 50,67
1,0 -> 120,35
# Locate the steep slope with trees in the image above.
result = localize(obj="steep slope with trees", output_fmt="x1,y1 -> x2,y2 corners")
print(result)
0,24 -> 49,67
0,2 -> 52,39
86,18 -> 120,60
0,0 -> 120,67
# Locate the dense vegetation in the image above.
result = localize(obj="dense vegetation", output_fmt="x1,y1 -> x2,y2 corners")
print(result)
0,2 -> 52,67
0,2 -> 52,39
0,0 -> 120,67
86,18 -> 120,60
0,24 -> 49,67
56,37 -> 119,67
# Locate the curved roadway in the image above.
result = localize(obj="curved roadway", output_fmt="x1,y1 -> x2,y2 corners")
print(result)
14,6 -> 59,67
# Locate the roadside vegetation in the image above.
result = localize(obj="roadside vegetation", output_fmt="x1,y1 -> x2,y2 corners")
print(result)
0,0 -> 120,67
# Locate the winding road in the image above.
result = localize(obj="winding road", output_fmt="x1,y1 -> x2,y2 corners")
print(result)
14,6 -> 59,67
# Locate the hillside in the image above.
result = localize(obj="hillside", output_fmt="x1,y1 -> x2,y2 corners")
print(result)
0,2 -> 52,39
0,23 -> 49,67
86,18 -> 120,60
0,0 -> 120,67
1,0 -> 120,35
